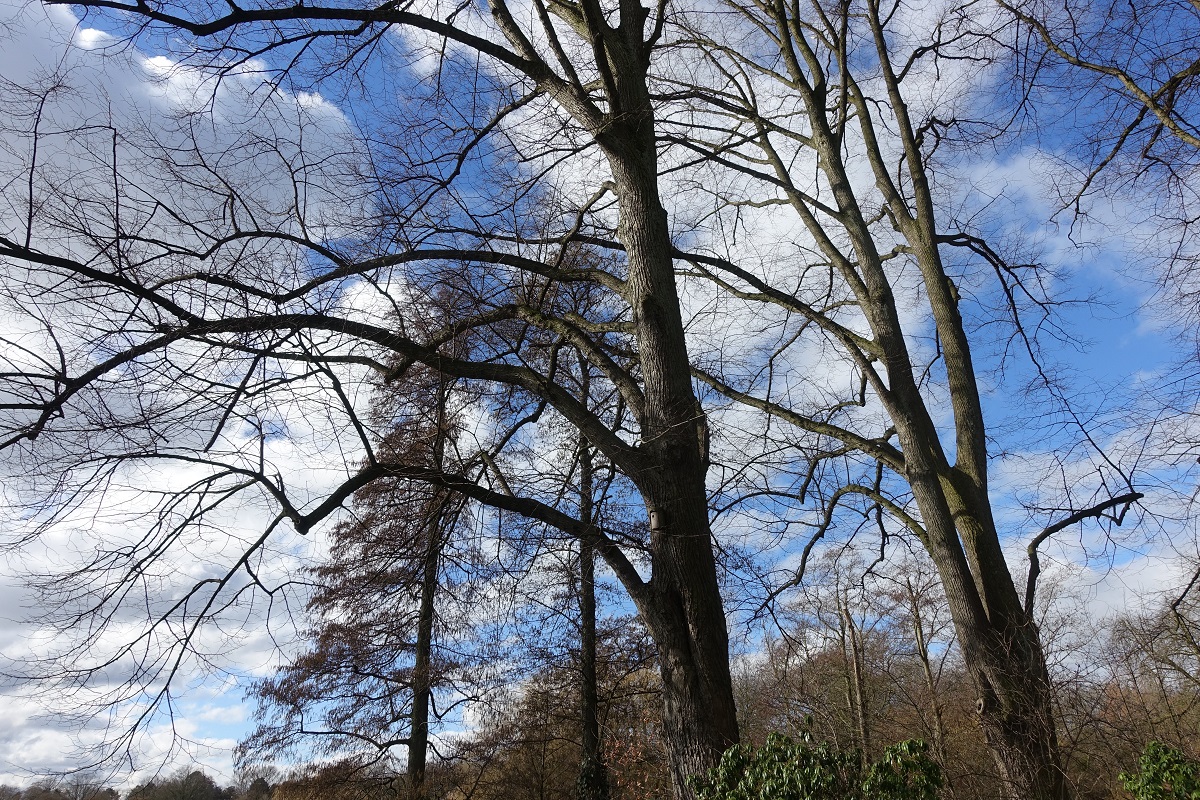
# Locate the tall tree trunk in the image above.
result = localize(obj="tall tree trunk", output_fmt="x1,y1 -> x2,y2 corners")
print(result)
616,188 -> 739,797
961,607 -> 1064,800
593,43 -> 741,796
869,12 -> 1072,788
407,515 -> 438,798
840,599 -> 871,761
754,1 -> 1075,790
577,539 -> 607,799
575,434 -> 610,800
906,461 -> 1067,800
407,382 -> 450,798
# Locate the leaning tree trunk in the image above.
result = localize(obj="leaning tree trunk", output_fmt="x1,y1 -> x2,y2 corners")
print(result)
936,508 -> 1065,800
897,212 -> 1069,800
901,428 -> 1068,800
788,22 -> 1074,788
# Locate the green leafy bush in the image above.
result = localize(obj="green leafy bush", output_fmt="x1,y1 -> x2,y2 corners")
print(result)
1121,742 -> 1200,800
691,733 -> 942,800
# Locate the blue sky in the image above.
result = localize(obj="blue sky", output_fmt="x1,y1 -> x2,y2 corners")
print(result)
0,0 -> 1196,790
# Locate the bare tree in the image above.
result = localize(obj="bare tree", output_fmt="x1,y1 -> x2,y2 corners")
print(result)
0,0 -> 740,792
237,363 -> 476,797
574,359 -> 613,800
998,0 -> 1200,472
1000,1 -> 1200,158
0,2 -> 1168,798
658,1 -> 1147,796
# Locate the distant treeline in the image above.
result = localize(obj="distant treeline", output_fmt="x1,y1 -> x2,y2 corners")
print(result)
9,567 -> 1200,800
0,768 -> 272,800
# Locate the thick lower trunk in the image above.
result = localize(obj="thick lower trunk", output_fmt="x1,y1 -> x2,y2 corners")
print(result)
627,448 -> 741,794
643,468 -> 740,799
971,626 -> 1066,800
598,90 -> 739,798
938,577 -> 1068,800
657,631 -> 740,799
952,500 -> 1067,800
909,470 -> 1068,800
936,570 -> 1068,800
406,517 -> 437,798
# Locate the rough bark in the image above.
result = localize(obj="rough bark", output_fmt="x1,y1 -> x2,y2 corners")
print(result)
673,0 -> 1083,794
588,27 -> 741,796
622,198 -> 740,795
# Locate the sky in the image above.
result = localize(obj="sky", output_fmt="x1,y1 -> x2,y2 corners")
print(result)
0,2 -> 339,786
0,0 -> 1196,791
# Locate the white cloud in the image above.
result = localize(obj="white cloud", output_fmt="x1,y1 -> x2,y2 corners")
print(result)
0,0 -> 1196,788
0,0 -> 362,785
73,27 -> 114,50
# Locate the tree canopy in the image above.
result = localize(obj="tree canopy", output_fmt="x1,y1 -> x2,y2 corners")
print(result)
1,0 -> 1198,798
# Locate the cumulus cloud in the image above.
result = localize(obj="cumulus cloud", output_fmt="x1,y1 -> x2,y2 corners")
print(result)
0,0 -> 1195,788
0,0 -> 365,786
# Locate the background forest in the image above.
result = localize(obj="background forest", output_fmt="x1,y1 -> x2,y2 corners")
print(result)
3,578 -> 1199,799
1,0 -> 1199,798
